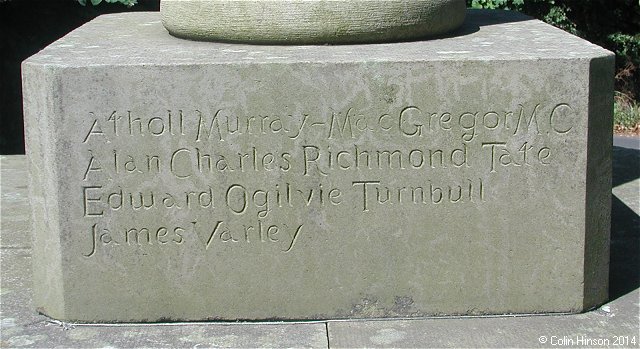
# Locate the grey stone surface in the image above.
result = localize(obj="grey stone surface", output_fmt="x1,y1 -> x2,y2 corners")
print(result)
328,289 -> 640,348
614,135 -> 640,150
1,249 -> 327,348
613,179 -> 640,216
610,146 -> 640,301
0,156 -> 31,249
2,154 -> 639,348
160,0 -> 467,44
1,156 -> 329,348
22,11 -> 614,322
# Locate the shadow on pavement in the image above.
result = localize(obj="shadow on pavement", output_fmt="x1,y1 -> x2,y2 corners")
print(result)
609,146 -> 640,301
613,146 -> 640,187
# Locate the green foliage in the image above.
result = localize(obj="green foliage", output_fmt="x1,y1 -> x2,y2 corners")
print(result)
469,0 -> 524,10
607,33 -> 640,65
614,93 -> 640,129
468,1 -> 580,34
541,3 -> 577,35
77,0 -> 138,7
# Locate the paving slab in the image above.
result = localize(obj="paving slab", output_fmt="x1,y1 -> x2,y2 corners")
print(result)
613,135 -> 640,150
609,146 -> 640,304
0,156 -> 30,249
612,144 -> 640,216
327,289 -> 639,348
613,180 -> 640,216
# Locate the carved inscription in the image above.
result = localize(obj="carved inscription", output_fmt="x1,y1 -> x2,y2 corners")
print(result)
79,103 -> 575,257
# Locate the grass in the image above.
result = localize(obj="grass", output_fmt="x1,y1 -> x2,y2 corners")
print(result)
614,92 -> 640,134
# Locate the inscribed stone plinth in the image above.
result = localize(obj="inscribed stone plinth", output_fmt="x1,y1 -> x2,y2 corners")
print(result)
22,10 -> 613,322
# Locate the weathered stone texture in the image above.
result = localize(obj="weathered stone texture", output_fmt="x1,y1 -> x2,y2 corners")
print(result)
22,11 -> 613,322
160,0 -> 467,44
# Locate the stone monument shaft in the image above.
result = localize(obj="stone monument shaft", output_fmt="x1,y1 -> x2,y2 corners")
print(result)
161,0 -> 467,44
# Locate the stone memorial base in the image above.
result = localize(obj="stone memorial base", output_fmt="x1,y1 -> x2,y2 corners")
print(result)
23,10 -> 613,323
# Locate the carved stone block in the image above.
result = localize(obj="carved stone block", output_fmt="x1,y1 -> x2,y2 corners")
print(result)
23,10 -> 614,322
